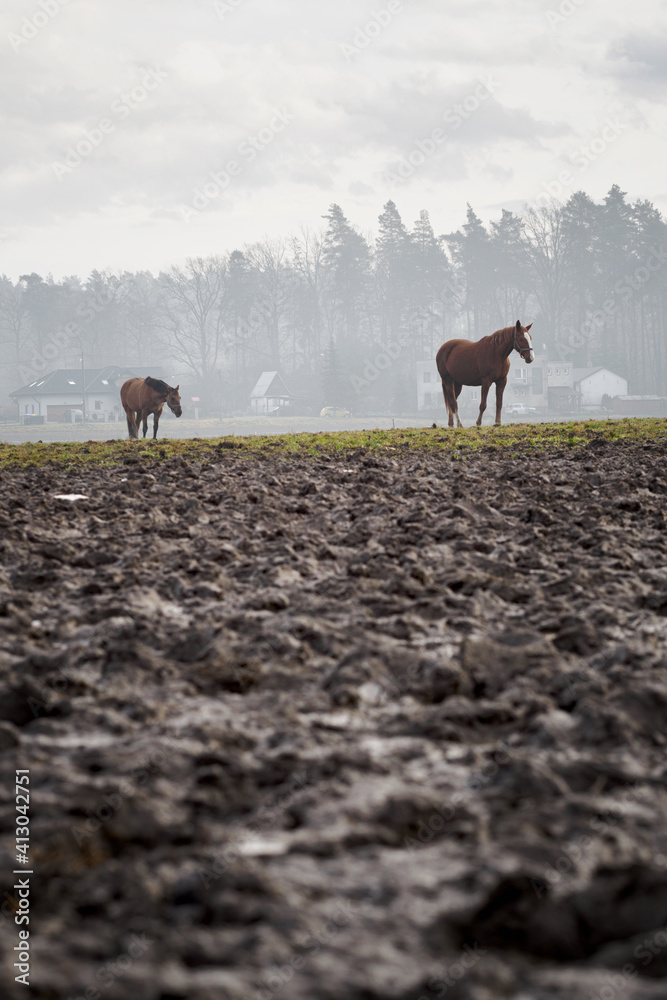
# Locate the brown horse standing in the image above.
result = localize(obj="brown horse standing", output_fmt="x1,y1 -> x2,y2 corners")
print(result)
120,377 -> 182,440
436,320 -> 534,428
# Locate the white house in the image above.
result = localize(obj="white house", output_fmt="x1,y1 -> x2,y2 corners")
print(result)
415,361 -> 444,411
573,367 -> 628,407
10,365 -> 168,422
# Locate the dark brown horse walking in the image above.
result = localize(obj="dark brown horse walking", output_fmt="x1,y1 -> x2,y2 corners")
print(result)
436,320 -> 534,427
120,377 -> 182,440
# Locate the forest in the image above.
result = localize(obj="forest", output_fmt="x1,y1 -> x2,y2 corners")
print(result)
2,184 -> 665,414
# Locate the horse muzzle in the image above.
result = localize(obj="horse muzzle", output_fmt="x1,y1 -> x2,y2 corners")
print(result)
523,350 -> 534,364
171,406 -> 183,417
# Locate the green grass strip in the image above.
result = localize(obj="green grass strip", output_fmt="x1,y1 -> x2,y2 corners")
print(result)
0,418 -> 665,470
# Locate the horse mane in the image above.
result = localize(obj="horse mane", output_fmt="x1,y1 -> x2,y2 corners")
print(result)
490,325 -> 515,344
144,376 -> 171,394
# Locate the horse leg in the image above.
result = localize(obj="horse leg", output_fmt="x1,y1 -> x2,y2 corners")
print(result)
476,378 -> 493,427
123,402 -> 138,439
152,403 -> 164,440
494,375 -> 507,426
140,410 -> 149,438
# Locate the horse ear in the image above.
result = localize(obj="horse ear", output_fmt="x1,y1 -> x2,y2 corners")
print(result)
516,320 -> 521,331
175,385 -> 179,391
525,323 -> 533,332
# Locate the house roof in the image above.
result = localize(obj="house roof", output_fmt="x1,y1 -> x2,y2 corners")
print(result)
11,365 -> 167,398
249,371 -> 292,399
573,367 -> 625,384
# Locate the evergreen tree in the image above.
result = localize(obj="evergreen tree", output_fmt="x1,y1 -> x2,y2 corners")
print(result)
375,200 -> 411,347
443,205 -> 495,338
561,191 -> 599,356
321,204 -> 371,346
409,209 -> 454,357
320,340 -> 349,407
489,209 -> 531,325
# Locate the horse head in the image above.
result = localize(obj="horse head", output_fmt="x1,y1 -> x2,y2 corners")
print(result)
167,385 -> 182,417
514,321 -> 534,364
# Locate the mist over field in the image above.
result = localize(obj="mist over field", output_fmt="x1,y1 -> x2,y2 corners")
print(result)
1,0 -> 666,428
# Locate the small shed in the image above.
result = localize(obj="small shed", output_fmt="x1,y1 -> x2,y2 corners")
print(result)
573,367 -> 628,407
249,372 -> 293,415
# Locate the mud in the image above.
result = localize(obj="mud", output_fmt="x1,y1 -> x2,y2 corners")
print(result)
0,438 -> 666,1000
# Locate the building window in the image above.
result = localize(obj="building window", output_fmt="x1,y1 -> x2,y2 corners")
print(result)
95,400 -> 102,410
423,372 -> 431,383
547,367 -> 552,375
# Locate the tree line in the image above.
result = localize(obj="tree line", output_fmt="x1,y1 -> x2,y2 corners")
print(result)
1,184 -> 665,413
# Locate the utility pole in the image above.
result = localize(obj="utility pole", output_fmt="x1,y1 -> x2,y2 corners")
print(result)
81,351 -> 86,425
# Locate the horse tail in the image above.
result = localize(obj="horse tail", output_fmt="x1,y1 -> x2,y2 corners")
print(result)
126,412 -> 138,438
120,379 -> 139,439
441,376 -> 456,417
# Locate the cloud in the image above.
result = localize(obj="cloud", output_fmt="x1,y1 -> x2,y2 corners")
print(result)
0,0 -> 664,278
606,31 -> 667,91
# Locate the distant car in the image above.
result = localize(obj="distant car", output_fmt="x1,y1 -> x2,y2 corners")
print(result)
505,403 -> 537,416
320,406 -> 351,418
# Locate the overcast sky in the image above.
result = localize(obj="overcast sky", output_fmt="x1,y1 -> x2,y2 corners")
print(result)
2,0 -> 666,280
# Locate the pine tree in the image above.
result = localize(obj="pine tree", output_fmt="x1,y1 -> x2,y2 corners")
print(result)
561,191 -> 599,352
321,204 -> 371,346
443,205 -> 495,338
320,340 -> 349,407
409,209 -> 454,358
375,200 -> 411,347
489,209 -> 530,324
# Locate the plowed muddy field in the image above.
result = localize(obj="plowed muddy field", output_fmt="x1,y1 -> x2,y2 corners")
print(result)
1,435 -> 667,1000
